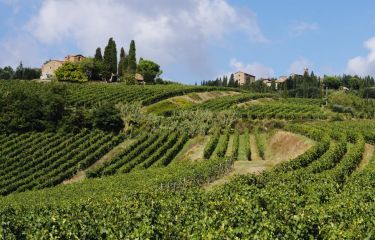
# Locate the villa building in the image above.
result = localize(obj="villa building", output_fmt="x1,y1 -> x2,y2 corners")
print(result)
41,54 -> 85,80
234,71 -> 255,86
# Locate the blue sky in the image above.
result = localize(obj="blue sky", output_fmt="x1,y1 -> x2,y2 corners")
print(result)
1,0 -> 375,84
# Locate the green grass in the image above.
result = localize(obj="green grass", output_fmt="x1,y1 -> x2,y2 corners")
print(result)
238,131 -> 251,161
145,98 -> 193,115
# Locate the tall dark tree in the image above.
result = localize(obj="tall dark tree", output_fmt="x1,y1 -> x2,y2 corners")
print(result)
223,75 -> 228,87
15,62 -> 24,79
228,74 -> 235,87
118,47 -> 127,77
95,47 -> 103,61
103,38 -> 117,75
127,40 -> 137,74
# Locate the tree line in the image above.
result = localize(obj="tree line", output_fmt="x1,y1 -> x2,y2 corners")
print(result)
201,74 -> 239,87
55,38 -> 163,84
0,84 -> 124,133
0,62 -> 41,80
202,74 -> 277,93
203,71 -> 375,99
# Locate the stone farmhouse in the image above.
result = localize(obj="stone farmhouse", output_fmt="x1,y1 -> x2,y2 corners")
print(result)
40,54 -> 85,80
234,71 -> 255,86
262,76 -> 288,89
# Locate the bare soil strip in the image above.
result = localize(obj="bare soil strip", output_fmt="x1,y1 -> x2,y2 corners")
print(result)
357,144 -> 374,171
237,98 -> 275,107
266,131 -> 315,166
186,91 -> 240,103
174,135 -> 210,162
204,131 -> 315,190
62,138 -> 135,184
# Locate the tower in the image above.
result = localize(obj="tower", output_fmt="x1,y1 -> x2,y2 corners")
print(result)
303,68 -> 309,76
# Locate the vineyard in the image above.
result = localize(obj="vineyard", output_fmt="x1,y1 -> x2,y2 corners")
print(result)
0,81 -> 374,239
0,80 -> 237,106
0,130 -> 125,195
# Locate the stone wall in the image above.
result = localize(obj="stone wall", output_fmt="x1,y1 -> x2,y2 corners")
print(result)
40,60 -> 64,80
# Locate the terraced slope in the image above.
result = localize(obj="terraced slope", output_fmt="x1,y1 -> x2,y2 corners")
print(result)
0,130 -> 126,195
1,121 -> 374,238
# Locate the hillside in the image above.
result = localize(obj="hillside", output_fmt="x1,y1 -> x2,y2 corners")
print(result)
0,81 -> 374,239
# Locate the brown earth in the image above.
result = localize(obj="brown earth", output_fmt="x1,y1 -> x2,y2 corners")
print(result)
357,144 -> 374,171
62,139 -> 135,185
174,135 -> 210,162
237,98 -> 275,107
204,131 -> 315,190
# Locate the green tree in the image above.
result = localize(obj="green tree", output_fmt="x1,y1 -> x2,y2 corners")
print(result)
92,103 -> 124,132
14,62 -> 24,79
123,73 -> 136,85
323,76 -> 341,89
223,76 -> 228,87
103,38 -> 117,75
95,47 -> 103,61
228,74 -> 235,87
127,40 -> 137,74
23,68 -> 41,80
118,47 -> 127,77
0,66 -> 14,79
79,57 -> 107,81
55,62 -> 88,83
137,59 -> 162,83
349,77 -> 361,90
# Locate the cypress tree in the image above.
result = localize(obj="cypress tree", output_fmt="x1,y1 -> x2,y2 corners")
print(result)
127,40 -> 137,74
104,38 -> 117,74
228,74 -> 235,87
118,47 -> 127,76
223,75 -> 228,87
95,47 -> 103,61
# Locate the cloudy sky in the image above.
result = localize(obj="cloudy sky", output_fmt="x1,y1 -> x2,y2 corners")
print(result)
1,0 -> 375,84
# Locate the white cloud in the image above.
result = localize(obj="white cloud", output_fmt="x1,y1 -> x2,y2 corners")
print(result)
289,21 -> 318,37
0,34 -> 43,67
230,58 -> 275,79
288,57 -> 313,74
346,37 -> 375,76
22,0 -> 267,78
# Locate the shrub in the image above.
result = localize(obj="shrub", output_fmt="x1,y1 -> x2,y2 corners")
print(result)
91,103 -> 124,132
55,62 -> 88,83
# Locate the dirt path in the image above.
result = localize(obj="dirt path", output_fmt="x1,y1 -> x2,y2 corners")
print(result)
174,135 -> 210,162
144,91 -> 240,114
62,138 -> 135,184
204,131 -> 315,191
357,144 -> 374,171
186,91 -> 240,103
237,98 -> 274,107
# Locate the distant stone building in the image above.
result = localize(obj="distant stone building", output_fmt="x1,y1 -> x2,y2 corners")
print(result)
40,54 -> 86,80
234,71 -> 255,86
261,76 -> 288,90
40,60 -> 64,80
275,76 -> 288,89
262,79 -> 273,87
64,54 -> 85,63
